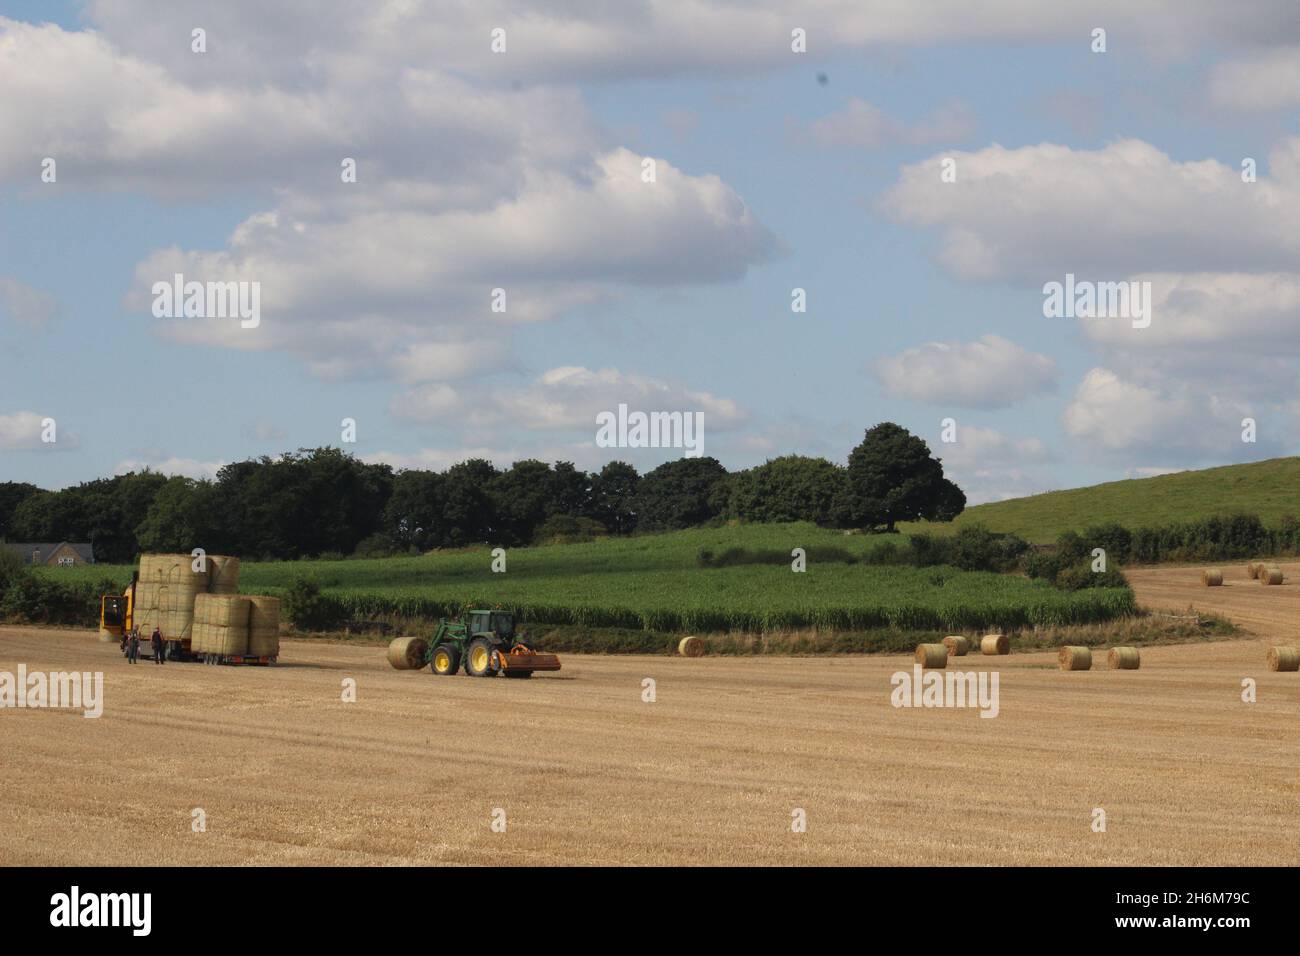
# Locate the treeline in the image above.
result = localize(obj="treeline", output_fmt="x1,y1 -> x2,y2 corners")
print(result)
0,423 -> 965,562
1033,514 -> 1300,568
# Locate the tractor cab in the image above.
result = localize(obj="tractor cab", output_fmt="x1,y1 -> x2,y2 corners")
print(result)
467,610 -> 514,639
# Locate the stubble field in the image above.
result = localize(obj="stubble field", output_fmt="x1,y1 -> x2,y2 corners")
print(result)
2,564 -> 1297,866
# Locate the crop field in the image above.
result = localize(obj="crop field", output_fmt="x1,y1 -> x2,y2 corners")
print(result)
36,523 -> 1133,632
1,622 -> 1295,866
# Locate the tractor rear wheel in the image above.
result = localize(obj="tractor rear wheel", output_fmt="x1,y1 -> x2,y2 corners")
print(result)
466,638 -> 499,677
430,643 -> 460,676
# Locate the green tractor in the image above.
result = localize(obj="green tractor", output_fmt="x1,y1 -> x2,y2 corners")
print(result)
428,609 -> 561,679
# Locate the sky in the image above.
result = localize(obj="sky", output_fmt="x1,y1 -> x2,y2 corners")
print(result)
3,1 -> 1300,503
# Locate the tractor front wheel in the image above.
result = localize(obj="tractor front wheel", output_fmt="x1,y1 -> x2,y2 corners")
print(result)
430,643 -> 460,676
465,638 -> 499,677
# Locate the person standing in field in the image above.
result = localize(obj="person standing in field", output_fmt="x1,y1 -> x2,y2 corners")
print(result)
151,626 -> 165,665
128,631 -> 140,664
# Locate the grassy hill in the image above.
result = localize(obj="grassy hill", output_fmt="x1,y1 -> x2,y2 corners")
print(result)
901,457 -> 1300,543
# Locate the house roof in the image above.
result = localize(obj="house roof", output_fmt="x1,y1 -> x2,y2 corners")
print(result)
0,542 -> 95,563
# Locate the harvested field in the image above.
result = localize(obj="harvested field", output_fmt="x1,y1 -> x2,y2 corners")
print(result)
1,625 -> 1296,866
1126,561 -> 1300,635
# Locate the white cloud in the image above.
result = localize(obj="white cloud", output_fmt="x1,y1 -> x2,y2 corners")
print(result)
114,456 -> 227,480
807,98 -> 975,150
937,424 -> 1056,504
1061,367 -> 1275,463
0,279 -> 57,330
0,411 -> 62,451
872,335 -> 1057,408
1209,45 -> 1300,111
880,138 -> 1300,281
391,365 -> 748,432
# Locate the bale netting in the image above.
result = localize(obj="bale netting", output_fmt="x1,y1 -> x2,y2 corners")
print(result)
386,636 -> 429,670
246,595 -> 281,657
677,636 -> 705,657
941,635 -> 969,656
1059,646 -> 1092,671
1107,646 -> 1141,670
1201,569 -> 1223,587
915,643 -> 947,669
1267,646 -> 1300,672
980,633 -> 1009,656
207,554 -> 241,594
1260,568 -> 1284,586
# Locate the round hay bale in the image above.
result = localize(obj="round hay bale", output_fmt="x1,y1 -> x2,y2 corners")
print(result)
1059,646 -> 1092,671
1247,561 -> 1264,579
915,643 -> 947,669
1107,646 -> 1141,670
1266,646 -> 1300,672
677,636 -> 705,657
386,636 -> 429,670
207,554 -> 241,594
942,635 -> 970,657
980,633 -> 1009,656
1260,568 -> 1284,586
1201,569 -> 1223,586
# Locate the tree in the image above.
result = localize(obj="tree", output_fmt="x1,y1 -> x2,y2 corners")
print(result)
634,457 -> 728,531
383,470 -> 448,552
839,423 -> 963,531
0,482 -> 42,539
134,477 -> 220,554
725,456 -> 845,525
441,459 -> 499,545
587,461 -> 639,534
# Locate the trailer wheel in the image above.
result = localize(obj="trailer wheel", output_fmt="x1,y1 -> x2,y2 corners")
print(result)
430,644 -> 460,676
465,638 -> 499,677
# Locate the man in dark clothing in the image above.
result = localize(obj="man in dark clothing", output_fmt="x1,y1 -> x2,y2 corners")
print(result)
151,627 -> 165,665
128,632 -> 140,664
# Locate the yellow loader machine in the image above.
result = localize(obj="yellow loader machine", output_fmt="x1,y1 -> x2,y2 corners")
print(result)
429,610 -> 561,678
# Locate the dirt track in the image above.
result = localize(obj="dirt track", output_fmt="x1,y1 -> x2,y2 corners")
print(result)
2,623 -> 1297,866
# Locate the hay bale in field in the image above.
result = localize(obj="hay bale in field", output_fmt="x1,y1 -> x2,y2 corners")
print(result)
386,636 -> 429,670
1201,569 -> 1223,586
1058,646 -> 1092,671
1107,646 -> 1141,670
915,643 -> 947,669
677,636 -> 706,657
207,554 -> 241,594
246,595 -> 281,657
1247,561 -> 1265,579
1260,568 -> 1284,586
205,624 -> 248,657
201,594 -> 250,628
941,635 -> 969,656
980,633 -> 1009,655
1267,646 -> 1300,672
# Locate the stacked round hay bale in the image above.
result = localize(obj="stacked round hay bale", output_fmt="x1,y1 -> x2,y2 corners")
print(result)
1201,569 -> 1223,587
1246,561 -> 1265,580
1267,646 -> 1299,672
980,633 -> 1009,656
207,554 -> 241,594
1107,646 -> 1141,670
191,592 -> 212,653
941,635 -> 969,657
915,643 -> 947,669
246,595 -> 281,658
1260,568 -> 1284,586
196,594 -> 250,657
387,636 -> 430,670
1058,646 -> 1092,671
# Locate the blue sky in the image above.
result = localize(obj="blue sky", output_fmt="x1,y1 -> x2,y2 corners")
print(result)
4,2 -> 1300,503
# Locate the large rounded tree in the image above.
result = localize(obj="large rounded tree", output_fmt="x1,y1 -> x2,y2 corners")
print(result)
839,423 -> 964,531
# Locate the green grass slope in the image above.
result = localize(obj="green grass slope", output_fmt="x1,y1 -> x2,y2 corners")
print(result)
901,457 -> 1300,543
